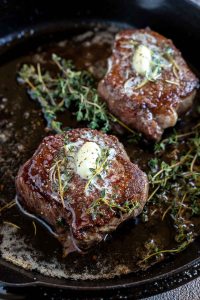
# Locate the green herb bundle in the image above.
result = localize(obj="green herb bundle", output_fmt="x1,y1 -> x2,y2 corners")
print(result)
18,54 -> 136,135
140,124 -> 200,267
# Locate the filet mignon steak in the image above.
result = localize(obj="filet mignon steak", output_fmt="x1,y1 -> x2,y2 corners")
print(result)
16,128 -> 149,255
98,29 -> 199,140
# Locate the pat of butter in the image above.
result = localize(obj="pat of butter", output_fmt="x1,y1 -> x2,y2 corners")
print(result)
132,44 -> 152,76
76,142 -> 101,180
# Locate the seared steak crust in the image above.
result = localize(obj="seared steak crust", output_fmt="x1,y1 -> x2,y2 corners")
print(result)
16,129 -> 148,255
98,29 -> 199,140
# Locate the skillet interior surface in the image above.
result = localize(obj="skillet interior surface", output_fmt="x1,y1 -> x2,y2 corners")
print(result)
0,0 -> 200,298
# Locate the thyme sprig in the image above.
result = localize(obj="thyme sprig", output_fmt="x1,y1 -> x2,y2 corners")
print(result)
141,123 -> 200,266
131,43 -> 180,90
85,148 -> 110,192
140,237 -> 193,267
18,54 -> 135,135
3,221 -> 20,230
88,189 -> 140,219
56,160 -> 65,208
0,200 -> 16,213
32,221 -> 37,236
50,144 -> 73,207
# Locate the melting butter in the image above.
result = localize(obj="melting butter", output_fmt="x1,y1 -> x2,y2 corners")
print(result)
132,44 -> 152,76
76,142 -> 101,180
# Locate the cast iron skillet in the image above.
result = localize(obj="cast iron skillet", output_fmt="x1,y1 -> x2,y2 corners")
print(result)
0,0 -> 200,299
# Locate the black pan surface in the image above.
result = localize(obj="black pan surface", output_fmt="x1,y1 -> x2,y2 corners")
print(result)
0,0 -> 200,299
